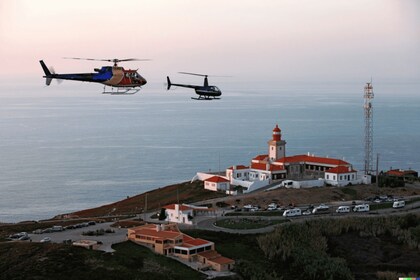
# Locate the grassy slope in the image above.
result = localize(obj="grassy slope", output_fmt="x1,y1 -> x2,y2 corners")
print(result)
0,241 -> 204,280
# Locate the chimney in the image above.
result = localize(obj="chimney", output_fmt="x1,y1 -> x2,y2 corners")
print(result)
266,163 -> 270,171
156,224 -> 161,232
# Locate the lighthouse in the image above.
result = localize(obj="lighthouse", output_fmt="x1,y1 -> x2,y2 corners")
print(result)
268,124 -> 286,162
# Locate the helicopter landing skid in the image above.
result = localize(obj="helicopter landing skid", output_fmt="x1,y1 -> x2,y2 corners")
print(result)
102,86 -> 140,95
191,96 -> 221,100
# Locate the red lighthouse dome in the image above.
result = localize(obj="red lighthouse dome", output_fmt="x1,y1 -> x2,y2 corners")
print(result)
272,124 -> 281,141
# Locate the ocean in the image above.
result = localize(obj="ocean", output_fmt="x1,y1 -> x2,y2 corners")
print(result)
1,82 -> 419,223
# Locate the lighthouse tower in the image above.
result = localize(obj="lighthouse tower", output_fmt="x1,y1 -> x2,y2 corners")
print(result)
268,124 -> 286,162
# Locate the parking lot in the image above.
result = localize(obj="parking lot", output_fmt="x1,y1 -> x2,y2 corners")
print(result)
28,222 -> 128,252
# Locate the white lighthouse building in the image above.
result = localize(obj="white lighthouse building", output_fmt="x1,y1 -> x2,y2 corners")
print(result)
268,124 -> 286,162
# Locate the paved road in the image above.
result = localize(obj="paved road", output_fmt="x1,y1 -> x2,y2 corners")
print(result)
29,222 -> 127,252
187,200 -> 420,234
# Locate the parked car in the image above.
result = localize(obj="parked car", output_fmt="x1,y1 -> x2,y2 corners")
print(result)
302,209 -> 312,215
312,204 -> 329,214
40,237 -> 51,243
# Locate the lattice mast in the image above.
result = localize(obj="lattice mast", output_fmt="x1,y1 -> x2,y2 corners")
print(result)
364,82 -> 374,175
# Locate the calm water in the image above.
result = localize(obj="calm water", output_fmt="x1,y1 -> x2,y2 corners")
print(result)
1,82 -> 419,222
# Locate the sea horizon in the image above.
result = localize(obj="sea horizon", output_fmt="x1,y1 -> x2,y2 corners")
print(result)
1,81 -> 419,223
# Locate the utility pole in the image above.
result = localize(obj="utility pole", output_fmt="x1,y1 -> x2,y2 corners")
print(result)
143,193 -> 148,222
376,153 -> 379,188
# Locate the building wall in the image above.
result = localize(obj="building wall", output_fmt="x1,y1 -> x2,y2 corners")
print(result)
204,181 -> 218,191
325,172 -> 359,186
166,208 -> 193,225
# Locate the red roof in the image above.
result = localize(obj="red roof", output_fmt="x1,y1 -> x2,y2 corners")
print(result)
132,227 -> 182,239
205,176 -> 229,183
326,166 -> 357,174
227,165 -> 249,170
273,124 -> 281,133
253,154 -> 268,161
251,162 -> 285,172
164,204 -> 192,211
386,169 -> 417,177
276,154 -> 349,166
210,256 -> 235,265
183,235 -> 211,247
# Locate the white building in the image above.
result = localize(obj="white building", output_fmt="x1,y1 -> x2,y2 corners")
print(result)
222,124 -> 361,191
226,165 -> 249,181
324,166 -> 361,186
164,204 -> 194,225
204,176 -> 230,192
163,204 -> 216,225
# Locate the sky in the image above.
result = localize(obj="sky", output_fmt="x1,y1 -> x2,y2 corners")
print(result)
0,0 -> 419,87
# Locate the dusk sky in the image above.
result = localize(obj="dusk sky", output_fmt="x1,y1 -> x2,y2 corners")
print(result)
0,0 -> 419,87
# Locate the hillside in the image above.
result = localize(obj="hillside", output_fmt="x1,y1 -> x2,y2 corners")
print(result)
64,180 -> 226,218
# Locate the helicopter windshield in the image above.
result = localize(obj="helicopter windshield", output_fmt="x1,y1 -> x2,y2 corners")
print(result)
210,86 -> 220,92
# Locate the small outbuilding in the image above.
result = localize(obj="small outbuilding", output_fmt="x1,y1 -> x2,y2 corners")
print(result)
324,166 -> 359,186
204,176 -> 230,192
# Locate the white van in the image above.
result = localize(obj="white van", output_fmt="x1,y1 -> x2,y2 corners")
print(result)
283,208 -> 302,217
353,204 -> 370,212
392,200 -> 405,208
336,206 -> 350,213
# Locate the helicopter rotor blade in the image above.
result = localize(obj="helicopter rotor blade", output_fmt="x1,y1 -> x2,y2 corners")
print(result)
178,72 -> 231,78
178,72 -> 207,77
63,57 -> 150,63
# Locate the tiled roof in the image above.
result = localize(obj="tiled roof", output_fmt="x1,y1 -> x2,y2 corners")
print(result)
326,166 -> 357,174
226,165 -> 249,170
252,154 -> 268,161
210,256 -> 235,265
183,235 -> 211,246
205,176 -> 229,183
163,204 -> 192,211
133,228 -> 182,239
386,169 -> 417,177
276,154 -> 349,166
251,162 -> 285,172
198,250 -> 220,259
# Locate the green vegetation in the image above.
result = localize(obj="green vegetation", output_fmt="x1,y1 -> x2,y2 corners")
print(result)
340,188 -> 357,199
187,213 -> 420,279
369,202 -> 393,211
215,218 -> 288,230
0,241 -> 204,280
379,175 -> 405,188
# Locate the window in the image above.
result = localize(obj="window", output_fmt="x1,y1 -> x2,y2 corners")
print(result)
333,175 -> 336,180
326,174 -> 329,179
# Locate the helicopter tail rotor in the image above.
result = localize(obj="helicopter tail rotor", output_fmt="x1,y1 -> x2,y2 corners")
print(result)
166,76 -> 172,90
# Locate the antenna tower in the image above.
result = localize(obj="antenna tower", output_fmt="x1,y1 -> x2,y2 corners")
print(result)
364,82 -> 374,175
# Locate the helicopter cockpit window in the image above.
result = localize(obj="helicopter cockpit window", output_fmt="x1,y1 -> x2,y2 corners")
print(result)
213,86 -> 220,91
